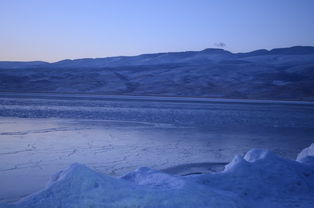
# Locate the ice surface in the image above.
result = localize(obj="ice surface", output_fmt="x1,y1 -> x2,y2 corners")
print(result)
1,144 -> 313,208
1,94 -> 314,203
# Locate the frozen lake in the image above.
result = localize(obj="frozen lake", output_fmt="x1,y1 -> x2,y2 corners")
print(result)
0,92 -> 314,202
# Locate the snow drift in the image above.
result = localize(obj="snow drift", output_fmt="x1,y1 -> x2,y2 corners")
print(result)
2,144 -> 314,208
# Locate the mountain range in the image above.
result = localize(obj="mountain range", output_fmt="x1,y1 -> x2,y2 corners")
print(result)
1,46 -> 314,100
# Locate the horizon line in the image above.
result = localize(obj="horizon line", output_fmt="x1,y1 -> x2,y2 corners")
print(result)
1,45 -> 313,63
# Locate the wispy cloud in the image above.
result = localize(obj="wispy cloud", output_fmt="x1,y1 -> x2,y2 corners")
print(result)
214,42 -> 226,48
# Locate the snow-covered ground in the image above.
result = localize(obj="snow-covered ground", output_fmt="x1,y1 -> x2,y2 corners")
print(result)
2,145 -> 314,208
0,93 -> 314,206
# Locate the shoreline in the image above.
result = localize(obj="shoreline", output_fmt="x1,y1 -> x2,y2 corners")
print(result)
1,91 -> 314,105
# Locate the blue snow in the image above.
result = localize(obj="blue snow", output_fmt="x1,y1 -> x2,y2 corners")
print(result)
2,144 -> 314,208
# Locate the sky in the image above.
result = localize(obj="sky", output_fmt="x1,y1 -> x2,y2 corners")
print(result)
0,0 -> 314,62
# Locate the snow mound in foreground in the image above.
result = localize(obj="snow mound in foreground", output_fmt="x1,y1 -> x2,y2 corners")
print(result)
192,148 -> 314,207
4,144 -> 314,208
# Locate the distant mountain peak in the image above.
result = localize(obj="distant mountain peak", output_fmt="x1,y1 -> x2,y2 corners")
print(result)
201,48 -> 231,54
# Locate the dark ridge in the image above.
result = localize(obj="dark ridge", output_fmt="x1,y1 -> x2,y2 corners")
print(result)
236,49 -> 269,57
269,46 -> 314,55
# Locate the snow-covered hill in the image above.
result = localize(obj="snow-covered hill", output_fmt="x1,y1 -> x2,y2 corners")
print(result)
1,46 -> 314,100
2,144 -> 314,208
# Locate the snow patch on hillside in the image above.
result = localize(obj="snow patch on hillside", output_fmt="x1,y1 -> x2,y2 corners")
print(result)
297,143 -> 314,165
